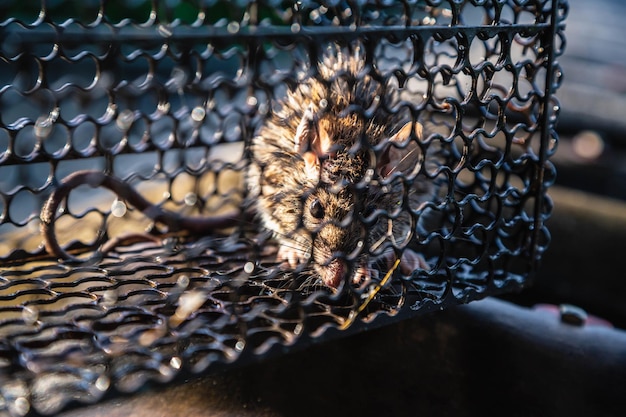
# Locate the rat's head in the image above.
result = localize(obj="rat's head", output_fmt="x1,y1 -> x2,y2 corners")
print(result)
300,184 -> 363,288
294,109 -> 428,288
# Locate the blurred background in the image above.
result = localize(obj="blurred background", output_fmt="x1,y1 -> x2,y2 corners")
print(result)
509,0 -> 626,329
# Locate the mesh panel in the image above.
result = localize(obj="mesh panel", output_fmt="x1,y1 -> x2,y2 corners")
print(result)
0,1 -> 566,415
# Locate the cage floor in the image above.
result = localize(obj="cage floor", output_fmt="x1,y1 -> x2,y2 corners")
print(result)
0,233 -> 526,416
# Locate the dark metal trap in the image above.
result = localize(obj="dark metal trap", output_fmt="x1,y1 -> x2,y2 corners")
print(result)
0,1 -> 566,415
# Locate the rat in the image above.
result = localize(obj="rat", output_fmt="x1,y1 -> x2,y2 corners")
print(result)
40,46 -> 439,289
247,46 -> 438,289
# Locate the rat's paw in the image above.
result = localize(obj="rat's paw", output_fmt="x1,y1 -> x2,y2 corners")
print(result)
380,248 -> 430,276
277,245 -> 309,269
352,264 -> 379,286
353,250 -> 429,287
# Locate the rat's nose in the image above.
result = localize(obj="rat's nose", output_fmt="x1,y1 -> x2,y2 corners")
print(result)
320,258 -> 346,288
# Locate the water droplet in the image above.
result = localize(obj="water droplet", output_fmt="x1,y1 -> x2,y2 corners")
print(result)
319,99 -> 328,109
184,192 -> 198,206
159,363 -> 175,378
244,262 -> 254,274
95,375 -> 110,392
246,96 -> 258,107
111,200 -> 127,217
290,23 -> 301,33
235,340 -> 245,352
191,106 -> 206,122
12,397 -> 30,416
177,275 -> 190,288
227,22 -> 240,34
170,356 -> 182,369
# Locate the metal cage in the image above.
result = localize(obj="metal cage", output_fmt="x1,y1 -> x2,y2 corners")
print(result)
0,1 -> 566,415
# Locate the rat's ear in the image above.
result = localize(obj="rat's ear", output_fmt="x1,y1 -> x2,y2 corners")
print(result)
377,121 -> 424,178
294,106 -> 332,158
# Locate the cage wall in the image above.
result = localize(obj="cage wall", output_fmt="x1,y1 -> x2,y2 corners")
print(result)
0,1 -> 566,415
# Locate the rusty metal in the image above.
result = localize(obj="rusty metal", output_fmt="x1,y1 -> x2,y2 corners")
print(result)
0,1 -> 566,415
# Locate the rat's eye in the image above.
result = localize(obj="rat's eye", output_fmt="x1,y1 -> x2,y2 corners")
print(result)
309,199 -> 325,219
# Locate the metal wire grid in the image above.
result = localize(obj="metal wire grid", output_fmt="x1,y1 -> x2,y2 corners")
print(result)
0,1 -> 566,415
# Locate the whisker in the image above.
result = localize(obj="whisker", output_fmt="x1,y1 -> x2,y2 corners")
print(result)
257,229 -> 312,255
385,147 -> 423,176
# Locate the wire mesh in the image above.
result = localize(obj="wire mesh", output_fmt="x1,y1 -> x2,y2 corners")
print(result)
0,1 -> 566,415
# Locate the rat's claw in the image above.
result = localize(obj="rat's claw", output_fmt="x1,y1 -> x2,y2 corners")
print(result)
352,265 -> 368,285
277,245 -> 306,268
352,264 -> 378,285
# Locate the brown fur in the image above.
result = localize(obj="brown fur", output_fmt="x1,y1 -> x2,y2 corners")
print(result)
248,45 -> 437,288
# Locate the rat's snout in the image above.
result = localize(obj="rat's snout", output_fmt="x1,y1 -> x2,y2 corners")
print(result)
311,217 -> 367,288
311,220 -> 365,288
317,258 -> 346,289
